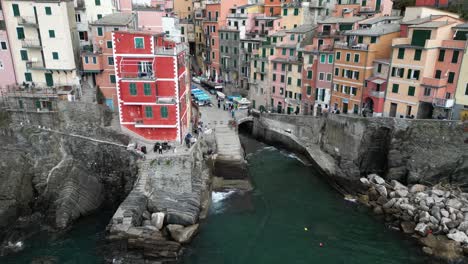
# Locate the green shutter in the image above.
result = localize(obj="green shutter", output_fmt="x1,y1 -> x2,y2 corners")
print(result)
145,106 -> 153,118
24,72 -> 32,82
287,77 -> 291,85
107,41 -> 112,48
297,79 -> 301,86
408,86 -> 415,96
315,88 -> 318,100
435,70 -> 441,79
370,36 -> 377,43
130,83 -> 137,95
45,7 -> 52,15
452,51 -> 459,63
16,27 -> 25,39
328,54 -> 333,64
339,24 -> 352,31
358,36 -> 363,43
354,54 -> 359,63
97,27 -> 103,36
144,83 -> 151,95
438,50 -> 445,61
392,84 -> 399,93
110,75 -> 116,83
307,86 -> 311,95
346,53 -> 351,61
308,70 -> 312,79
448,72 -> 455,83
161,106 -> 168,118
52,52 -> 59,60
411,30 -> 431,47
294,8 -> 298,16
397,48 -> 404,59
283,9 -> 287,16
320,54 -> 326,63
95,0 -> 101,5
45,73 -> 54,87
282,48 -> 286,55
49,30 -> 55,38
35,100 -> 41,109
18,100 -> 24,109
12,4 -> 20,17
336,52 -> 341,60
20,50 -> 28,61
414,49 -> 422,61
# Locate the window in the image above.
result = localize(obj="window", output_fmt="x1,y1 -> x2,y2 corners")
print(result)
109,74 -> 116,83
129,83 -> 137,95
290,34 -> 295,41
49,30 -> 55,38
448,72 -> 455,83
281,75 -> 285,83
12,4 -> 20,17
307,70 -> 313,79
280,88 -> 284,95
358,36 -> 363,44
452,51 -> 459,63
1,42 -> 7,50
220,46 -> 224,53
273,63 -> 277,70
397,48 -> 404,59
144,83 -> 151,95
289,49 -> 294,56
435,70 -> 441,79
465,84 -> 468,96
108,57 -> 114,65
283,9 -> 288,16
16,27 -> 25,39
336,51 -> 341,60
370,36 -> 377,43
160,106 -> 168,118
294,8 -> 299,16
377,64 -> 382,73
45,6 -> 52,15
95,0 -> 101,5
392,84 -> 399,93
145,106 -> 153,118
297,65 -> 301,73
320,54 -> 326,63
92,56 -> 97,64
79,31 -> 88,41
134,37 -> 144,48
52,52 -> 59,60
107,41 -> 112,48
282,48 -> 286,55
423,87 -> 431,96
281,64 -> 286,71
407,86 -> 415,96
24,72 -> 32,82
354,54 -> 359,63
84,56 -> 89,64
346,53 -> 351,62
326,73 -> 332,82
328,54 -> 333,64
287,77 -> 291,85
351,87 -> 357,96
319,72 -> 325,81
20,50 -> 28,61
414,49 -> 422,61
297,79 -> 301,86
438,50 -> 445,62
75,14 -> 82,22
354,71 -> 360,80
307,86 -> 311,95
334,68 -> 339,76
288,64 -> 292,71
272,86 -> 276,93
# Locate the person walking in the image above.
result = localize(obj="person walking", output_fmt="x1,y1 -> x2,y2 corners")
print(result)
218,99 -> 221,109
158,144 -> 163,154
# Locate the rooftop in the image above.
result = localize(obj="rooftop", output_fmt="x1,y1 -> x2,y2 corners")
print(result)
344,23 -> 401,36
359,16 -> 402,25
402,15 -> 442,25
318,16 -> 365,24
374,58 -> 390,64
409,21 -> 456,29
453,23 -> 468,30
91,13 -> 134,26
255,16 -> 281,20
286,24 -> 317,34
270,30 -> 287,37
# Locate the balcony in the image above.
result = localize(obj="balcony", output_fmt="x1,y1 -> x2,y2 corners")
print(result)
120,72 -> 156,80
370,91 -> 385,98
21,39 -> 42,49
359,6 -> 376,13
227,13 -> 248,19
421,77 -> 447,88
433,98 -> 454,108
334,41 -> 368,50
26,60 -> 45,70
17,16 -> 38,27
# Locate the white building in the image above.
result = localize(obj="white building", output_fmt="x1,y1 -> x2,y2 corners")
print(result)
74,0 -> 116,47
4,0 -> 81,90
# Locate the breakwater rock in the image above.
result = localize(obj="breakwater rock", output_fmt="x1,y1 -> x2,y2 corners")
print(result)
360,174 -> 468,261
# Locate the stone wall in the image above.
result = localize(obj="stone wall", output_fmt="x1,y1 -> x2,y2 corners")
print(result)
249,113 -> 468,191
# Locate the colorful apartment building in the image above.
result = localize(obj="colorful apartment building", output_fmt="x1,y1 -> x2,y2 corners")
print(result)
264,0 -> 291,16
334,0 -> 393,17
384,16 -> 464,118
75,0 -> 116,48
364,58 -> 390,116
0,4 -> 16,92
454,24 -> 468,121
174,0 -> 194,19
113,31 -> 190,142
81,13 -> 136,111
3,0 -> 81,92
331,22 -> 400,114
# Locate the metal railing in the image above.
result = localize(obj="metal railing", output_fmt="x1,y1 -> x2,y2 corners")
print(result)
120,72 -> 156,80
17,16 -> 37,27
21,39 -> 41,48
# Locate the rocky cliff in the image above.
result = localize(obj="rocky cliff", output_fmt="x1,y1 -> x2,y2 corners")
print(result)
0,102 -> 138,254
248,113 -> 468,192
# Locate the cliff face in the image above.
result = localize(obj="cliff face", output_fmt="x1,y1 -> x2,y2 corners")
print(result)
249,113 -> 468,191
0,102 -> 138,250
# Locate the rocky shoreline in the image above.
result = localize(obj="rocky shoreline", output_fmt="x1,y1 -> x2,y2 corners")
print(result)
359,174 -> 468,262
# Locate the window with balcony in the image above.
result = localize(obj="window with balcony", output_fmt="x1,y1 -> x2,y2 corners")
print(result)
392,84 -> 399,93
130,83 -> 137,95
134,37 -> 144,48
414,49 -> 422,61
408,86 -> 415,96
438,49 -> 445,62
452,51 -> 459,63
448,72 -> 455,83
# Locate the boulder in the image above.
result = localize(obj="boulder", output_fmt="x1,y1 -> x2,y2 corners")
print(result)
419,211 -> 431,223
410,184 -> 427,193
400,203 -> 416,212
415,222 -> 430,236
167,224 -> 199,244
395,189 -> 409,198
360,178 -> 370,186
420,234 -> 463,262
368,187 -> 379,201
458,222 -> 468,232
425,197 -> 435,207
447,199 -> 463,210
441,209 -> 450,218
142,211 -> 151,220
447,230 -> 468,243
368,174 -> 385,185
401,221 -> 416,234
432,189 -> 445,197
391,180 -> 407,191
431,206 -> 442,221
373,206 -> 383,215
151,212 -> 165,230
422,246 -> 433,255
376,185 -> 387,198
430,216 -> 439,225
376,196 -> 388,206
383,198 -> 397,209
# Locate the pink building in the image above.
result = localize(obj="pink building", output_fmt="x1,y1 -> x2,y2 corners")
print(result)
0,8 -> 16,93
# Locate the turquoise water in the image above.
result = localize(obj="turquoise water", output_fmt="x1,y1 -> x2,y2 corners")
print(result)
0,140 -> 427,264
183,141 -> 427,264
0,211 -> 110,264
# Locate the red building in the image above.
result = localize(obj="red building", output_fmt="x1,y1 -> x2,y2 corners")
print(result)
113,31 -> 190,142
415,0 -> 448,8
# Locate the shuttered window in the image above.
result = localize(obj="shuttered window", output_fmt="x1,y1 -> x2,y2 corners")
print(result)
145,106 -> 153,118
397,48 -> 404,59
414,49 -> 422,61
448,72 -> 455,84
392,84 -> 399,93
20,50 -> 28,60
408,86 -> 415,96
12,4 -> 20,16
16,27 -> 25,39
411,30 -> 431,47
144,83 -> 151,95
130,83 -> 137,95
160,106 -> 168,118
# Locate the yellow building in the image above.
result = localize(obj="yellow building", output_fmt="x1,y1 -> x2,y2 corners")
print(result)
174,0 -> 194,20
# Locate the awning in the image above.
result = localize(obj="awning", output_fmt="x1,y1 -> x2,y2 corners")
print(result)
371,79 -> 386,84
216,91 -> 225,99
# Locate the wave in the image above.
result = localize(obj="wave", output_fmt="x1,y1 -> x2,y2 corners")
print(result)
212,190 -> 236,204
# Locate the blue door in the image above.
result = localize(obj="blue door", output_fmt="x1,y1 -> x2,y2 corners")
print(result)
105,99 -> 114,111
